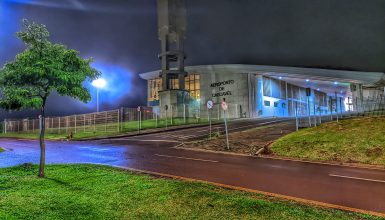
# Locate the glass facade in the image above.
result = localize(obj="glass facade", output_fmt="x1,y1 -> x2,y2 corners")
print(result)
148,78 -> 162,102
262,77 -> 286,99
185,74 -> 200,99
169,78 -> 179,90
148,74 -> 200,103
262,76 -> 329,116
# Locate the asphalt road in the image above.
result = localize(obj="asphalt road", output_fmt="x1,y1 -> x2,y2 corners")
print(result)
1,118 -> 384,215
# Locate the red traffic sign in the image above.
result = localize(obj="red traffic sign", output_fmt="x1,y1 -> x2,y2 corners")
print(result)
221,101 -> 228,111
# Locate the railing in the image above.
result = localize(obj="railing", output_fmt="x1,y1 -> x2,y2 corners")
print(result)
4,109 -> 120,134
5,96 -> 382,136
296,95 -> 385,128
2,103 -> 242,135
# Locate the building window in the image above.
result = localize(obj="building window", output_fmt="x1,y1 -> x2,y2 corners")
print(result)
274,102 -> 278,107
264,100 -> 270,106
263,76 -> 286,99
148,78 -> 162,102
169,78 -> 179,89
148,74 -> 201,103
185,74 -> 200,100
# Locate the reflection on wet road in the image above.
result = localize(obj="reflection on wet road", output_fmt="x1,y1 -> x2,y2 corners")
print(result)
1,118 -> 385,215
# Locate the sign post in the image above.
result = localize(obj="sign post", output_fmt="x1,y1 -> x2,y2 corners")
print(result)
335,92 -> 339,123
306,88 -> 311,127
339,97 -> 343,118
155,111 -> 158,128
313,101 -> 317,127
295,102 -> 298,131
207,100 -> 213,139
329,97 -> 333,121
318,95 -> 322,124
221,99 -> 230,150
348,97 -> 353,117
165,105 -> 168,129
137,106 -> 141,133
183,104 -> 186,124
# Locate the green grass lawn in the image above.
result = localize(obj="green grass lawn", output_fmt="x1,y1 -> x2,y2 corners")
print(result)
0,117 -> 218,141
271,116 -> 385,166
0,164 -> 378,220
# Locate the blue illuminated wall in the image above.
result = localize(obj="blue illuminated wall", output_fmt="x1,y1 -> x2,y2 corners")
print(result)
257,76 -> 346,118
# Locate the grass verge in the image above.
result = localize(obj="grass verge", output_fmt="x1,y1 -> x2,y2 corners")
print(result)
0,164 -> 379,220
270,116 -> 385,166
181,121 -> 296,155
0,147 -> 4,153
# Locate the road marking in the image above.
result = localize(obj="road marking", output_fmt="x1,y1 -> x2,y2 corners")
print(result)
79,147 -> 110,151
110,139 -> 180,143
329,174 -> 385,183
154,154 -> 219,163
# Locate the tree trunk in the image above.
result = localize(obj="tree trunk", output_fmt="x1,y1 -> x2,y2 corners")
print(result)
38,105 -> 46,178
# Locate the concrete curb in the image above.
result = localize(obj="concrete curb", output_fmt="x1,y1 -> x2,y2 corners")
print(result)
174,146 -> 385,171
258,155 -> 385,171
174,145 -> 256,157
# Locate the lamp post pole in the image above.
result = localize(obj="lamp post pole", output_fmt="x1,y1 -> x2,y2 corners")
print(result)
92,78 -> 106,113
96,88 -> 99,112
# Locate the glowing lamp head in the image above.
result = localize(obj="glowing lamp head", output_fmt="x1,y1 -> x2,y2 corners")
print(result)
92,78 -> 106,88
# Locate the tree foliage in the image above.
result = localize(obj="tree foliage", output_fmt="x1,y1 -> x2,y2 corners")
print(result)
0,19 -> 100,110
0,19 -> 100,177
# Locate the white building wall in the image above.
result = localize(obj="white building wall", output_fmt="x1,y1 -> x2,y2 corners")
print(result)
199,68 -> 251,119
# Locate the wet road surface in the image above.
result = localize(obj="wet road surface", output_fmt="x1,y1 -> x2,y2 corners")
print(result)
1,118 -> 384,215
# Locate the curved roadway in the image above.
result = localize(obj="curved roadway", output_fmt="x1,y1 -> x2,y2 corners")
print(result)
0,118 -> 384,216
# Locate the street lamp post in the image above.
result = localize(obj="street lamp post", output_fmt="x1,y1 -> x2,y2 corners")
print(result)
92,78 -> 106,112
96,87 -> 99,112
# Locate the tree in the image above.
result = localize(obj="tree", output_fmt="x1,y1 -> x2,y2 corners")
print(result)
0,19 -> 100,177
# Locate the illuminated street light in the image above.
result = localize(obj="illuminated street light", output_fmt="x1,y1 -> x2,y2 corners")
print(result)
92,78 -> 106,112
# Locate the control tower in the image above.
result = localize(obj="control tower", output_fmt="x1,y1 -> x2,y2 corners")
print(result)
157,0 -> 189,116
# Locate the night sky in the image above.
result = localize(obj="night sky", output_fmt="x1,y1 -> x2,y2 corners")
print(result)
1,0 -> 384,119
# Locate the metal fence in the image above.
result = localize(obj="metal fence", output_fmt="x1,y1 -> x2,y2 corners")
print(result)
4,109 -> 121,134
297,95 -> 385,128
2,103 -> 241,135
5,95 -> 384,135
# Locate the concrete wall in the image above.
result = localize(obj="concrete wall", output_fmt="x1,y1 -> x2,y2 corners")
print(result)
199,68 -> 251,119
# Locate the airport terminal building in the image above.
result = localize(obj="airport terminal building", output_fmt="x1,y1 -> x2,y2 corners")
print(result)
140,64 -> 385,119
142,1 -> 385,120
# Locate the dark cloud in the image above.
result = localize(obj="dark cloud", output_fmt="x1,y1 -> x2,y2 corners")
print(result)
1,0 -> 384,119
